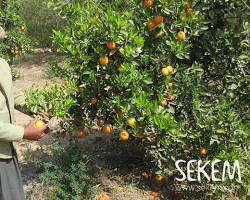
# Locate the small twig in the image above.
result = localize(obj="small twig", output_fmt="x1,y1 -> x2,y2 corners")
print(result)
241,0 -> 250,10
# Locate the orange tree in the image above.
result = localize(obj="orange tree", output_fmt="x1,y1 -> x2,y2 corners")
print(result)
46,0 -> 249,198
0,0 -> 30,62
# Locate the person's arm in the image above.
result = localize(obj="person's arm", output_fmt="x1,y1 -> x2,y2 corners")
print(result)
13,87 -> 26,107
0,120 -> 24,141
0,119 -> 48,142
13,86 -> 28,115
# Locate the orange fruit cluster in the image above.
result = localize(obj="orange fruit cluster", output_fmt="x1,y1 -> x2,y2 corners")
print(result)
74,0 -> 189,144
144,1 -> 187,43
147,15 -> 164,30
99,40 -> 117,66
161,65 -> 173,76
159,65 -> 176,106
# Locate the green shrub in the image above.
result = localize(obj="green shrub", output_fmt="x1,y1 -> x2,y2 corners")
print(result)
35,144 -> 96,200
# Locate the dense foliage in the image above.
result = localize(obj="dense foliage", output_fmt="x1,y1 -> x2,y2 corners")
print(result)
25,82 -> 76,117
36,0 -> 249,198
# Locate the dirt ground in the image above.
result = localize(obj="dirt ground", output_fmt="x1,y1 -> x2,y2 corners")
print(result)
13,51 -> 154,200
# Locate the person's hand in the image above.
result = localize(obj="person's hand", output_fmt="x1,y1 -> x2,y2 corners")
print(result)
37,112 -> 51,134
23,119 -> 48,140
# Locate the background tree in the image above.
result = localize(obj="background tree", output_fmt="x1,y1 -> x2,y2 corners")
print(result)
0,0 -> 30,62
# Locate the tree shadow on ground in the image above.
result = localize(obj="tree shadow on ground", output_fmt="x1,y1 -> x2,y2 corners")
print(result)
19,131 -> 239,200
77,132 -> 232,200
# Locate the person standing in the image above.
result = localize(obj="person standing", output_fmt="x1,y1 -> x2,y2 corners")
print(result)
0,26 -> 48,200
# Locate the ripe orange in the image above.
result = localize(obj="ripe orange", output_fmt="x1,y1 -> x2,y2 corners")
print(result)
156,30 -> 164,38
144,0 -> 153,8
97,119 -> 105,127
90,98 -> 97,105
161,65 -> 173,76
155,174 -> 164,182
153,15 -> 164,25
19,26 -> 25,33
184,2 -> 193,9
166,93 -> 176,101
34,120 -> 45,129
199,147 -> 208,156
119,130 -> 129,141
186,9 -> 194,17
78,84 -> 85,93
160,99 -> 167,106
127,117 -> 136,127
176,31 -> 186,41
99,194 -> 109,200
78,87 -> 84,93
75,129 -> 88,138
102,124 -> 112,135
107,40 -> 116,50
167,82 -> 174,88
99,55 -> 109,65
141,171 -> 149,178
147,21 -> 156,30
